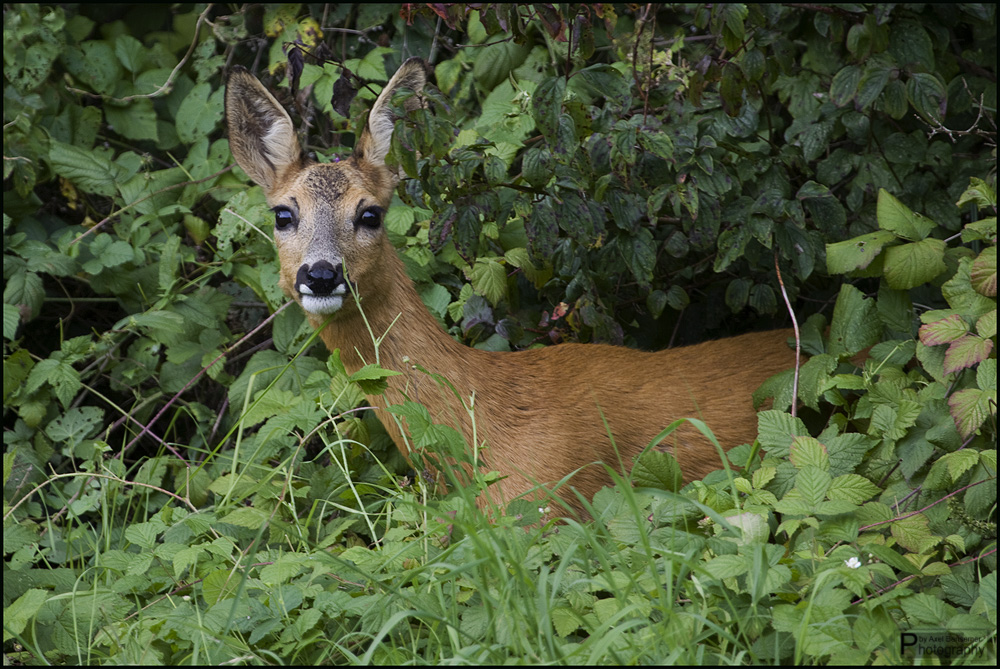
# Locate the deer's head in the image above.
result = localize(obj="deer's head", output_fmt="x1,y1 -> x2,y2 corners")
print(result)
225,58 -> 427,319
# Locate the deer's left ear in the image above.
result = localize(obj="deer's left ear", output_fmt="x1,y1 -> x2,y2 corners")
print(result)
354,57 -> 427,169
225,66 -> 301,193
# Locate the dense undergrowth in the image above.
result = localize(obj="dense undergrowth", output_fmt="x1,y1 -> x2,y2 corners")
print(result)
3,3 -> 997,664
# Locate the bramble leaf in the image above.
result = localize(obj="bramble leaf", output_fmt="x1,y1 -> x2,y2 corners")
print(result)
970,246 -> 996,297
826,230 -> 897,274
877,189 -> 935,241
919,314 -> 968,345
943,335 -> 993,375
948,387 -> 996,438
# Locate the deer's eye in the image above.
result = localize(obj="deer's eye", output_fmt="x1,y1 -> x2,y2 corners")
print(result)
356,207 -> 383,230
274,207 -> 296,230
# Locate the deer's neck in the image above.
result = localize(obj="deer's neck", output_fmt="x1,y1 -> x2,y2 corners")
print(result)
312,252 -> 480,430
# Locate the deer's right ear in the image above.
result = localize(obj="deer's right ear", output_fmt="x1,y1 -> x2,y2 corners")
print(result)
225,66 -> 301,192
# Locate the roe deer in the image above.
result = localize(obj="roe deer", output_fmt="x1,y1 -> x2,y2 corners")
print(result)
225,57 -> 796,514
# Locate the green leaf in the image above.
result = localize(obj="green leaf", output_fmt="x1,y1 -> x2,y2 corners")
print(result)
622,229 -> 655,286
757,410 -> 809,457
665,285 -> 689,311
856,60 -> 891,110
829,284 -> 880,357
468,258 -> 507,306
631,450 -> 682,492
919,313 -> 968,345
532,76 -> 566,140
646,289 -> 667,319
522,146 -> 553,188
794,466 -> 831,507
789,436 -> 829,471
25,357 -> 81,407
970,246 -> 996,297
948,388 -> 995,439
526,200 -> 557,263
349,364 -> 402,395
943,450 -> 980,482
219,506 -> 268,530
114,34 -> 147,73
45,406 -> 103,447
943,335 -> 993,375
575,64 -> 631,110
714,226 -> 751,273
906,73 -> 947,121
891,513 -> 938,554
956,177 -> 996,210
798,353 -> 837,410
123,519 -> 164,549
889,20 -> 934,72
802,122 -> 833,162
472,40 -> 524,91
830,65 -> 861,107
47,140 -> 131,197
825,230 -> 897,274
105,98 -> 159,141
725,278 -> 751,312
943,257 -> 996,318
883,238 -> 947,289
876,283 -> 914,332
3,589 -> 50,642
638,131 -> 674,161
3,303 -> 20,340
827,433 -> 876,476
705,554 -> 747,579
66,40 -> 122,95
176,82 -> 224,144
876,189 -> 935,241
202,569 -> 241,606
749,283 -> 776,315
978,358 -> 997,392
741,48 -> 766,82
976,309 -> 997,339
827,474 -> 880,504
88,233 -> 135,269
869,401 -> 921,441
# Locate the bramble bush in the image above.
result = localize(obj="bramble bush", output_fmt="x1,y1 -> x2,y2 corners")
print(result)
3,3 -> 996,664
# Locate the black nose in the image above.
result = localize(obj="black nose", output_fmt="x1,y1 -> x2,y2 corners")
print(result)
296,260 -> 344,296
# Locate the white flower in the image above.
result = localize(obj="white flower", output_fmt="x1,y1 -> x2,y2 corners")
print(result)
845,556 -> 862,569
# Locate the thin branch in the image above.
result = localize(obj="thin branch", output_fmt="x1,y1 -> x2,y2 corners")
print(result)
775,250 -> 801,416
856,546 -> 997,604
70,164 -> 233,246
119,301 -> 293,458
455,34 -> 515,49
65,5 -> 213,104
5,471 -> 201,521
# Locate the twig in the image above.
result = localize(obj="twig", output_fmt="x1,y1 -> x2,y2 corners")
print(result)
455,34 -> 515,49
859,478 -> 992,532
429,17 -> 443,64
70,164 -> 233,246
774,249 -> 801,416
119,301 -> 293,458
4,471 -> 201,521
856,546 -> 997,604
65,5 -> 213,104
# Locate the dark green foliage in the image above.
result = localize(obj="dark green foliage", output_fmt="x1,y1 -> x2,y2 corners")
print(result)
3,3 -> 996,664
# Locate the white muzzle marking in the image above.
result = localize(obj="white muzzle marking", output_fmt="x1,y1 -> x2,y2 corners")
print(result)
299,284 -> 347,315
